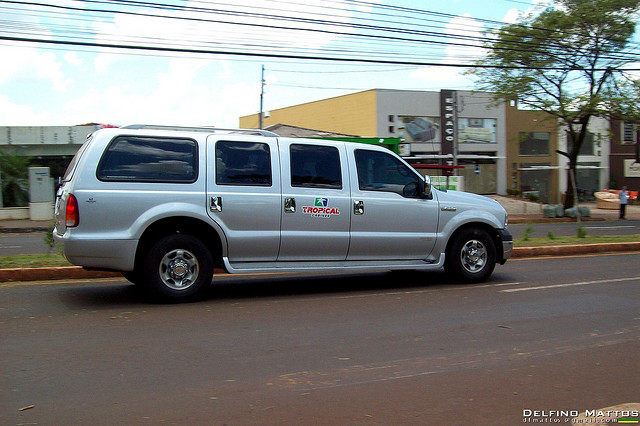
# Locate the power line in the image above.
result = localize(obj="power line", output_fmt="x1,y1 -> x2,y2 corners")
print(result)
1,0 -> 638,69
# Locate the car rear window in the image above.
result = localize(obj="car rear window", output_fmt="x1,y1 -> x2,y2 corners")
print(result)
97,136 -> 198,183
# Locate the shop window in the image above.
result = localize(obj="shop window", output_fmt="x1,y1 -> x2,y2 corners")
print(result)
622,122 -> 638,145
567,131 -> 594,156
519,132 -> 550,156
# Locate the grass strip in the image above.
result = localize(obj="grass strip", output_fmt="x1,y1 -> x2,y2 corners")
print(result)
515,234 -> 640,247
0,253 -> 72,268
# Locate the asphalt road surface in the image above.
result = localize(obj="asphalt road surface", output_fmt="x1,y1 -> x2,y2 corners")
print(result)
2,253 -> 639,425
0,232 -> 55,256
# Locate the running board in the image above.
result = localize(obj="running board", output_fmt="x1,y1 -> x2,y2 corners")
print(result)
223,254 -> 445,274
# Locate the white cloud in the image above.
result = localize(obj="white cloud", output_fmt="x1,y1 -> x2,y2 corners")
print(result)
410,14 -> 486,87
61,57 -> 259,127
504,0 -> 551,23
39,51 -> 72,92
217,60 -> 233,79
503,8 -> 523,24
94,50 -> 119,73
64,51 -> 82,67
0,45 -> 71,92
0,94 -> 53,125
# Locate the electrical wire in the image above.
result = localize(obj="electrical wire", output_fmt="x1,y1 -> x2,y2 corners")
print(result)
0,0 -> 638,70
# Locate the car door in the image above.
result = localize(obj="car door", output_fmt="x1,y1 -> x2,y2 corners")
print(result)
347,146 -> 439,260
278,140 -> 351,261
206,136 -> 281,262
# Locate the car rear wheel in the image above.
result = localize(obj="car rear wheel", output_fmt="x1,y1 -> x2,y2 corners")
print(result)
143,234 -> 213,300
445,227 -> 496,283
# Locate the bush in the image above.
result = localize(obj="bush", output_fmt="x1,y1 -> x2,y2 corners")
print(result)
0,151 -> 31,207
526,192 -> 540,202
523,226 -> 534,241
577,226 -> 587,238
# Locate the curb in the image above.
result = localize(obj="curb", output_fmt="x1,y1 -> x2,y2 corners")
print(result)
1,243 -> 639,283
0,267 -> 121,282
0,227 -> 51,233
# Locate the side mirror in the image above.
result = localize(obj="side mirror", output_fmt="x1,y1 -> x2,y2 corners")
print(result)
422,176 -> 432,199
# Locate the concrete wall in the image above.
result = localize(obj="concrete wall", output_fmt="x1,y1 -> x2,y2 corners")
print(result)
0,125 -> 95,157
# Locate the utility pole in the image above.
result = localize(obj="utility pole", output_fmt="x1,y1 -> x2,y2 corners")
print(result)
259,65 -> 265,129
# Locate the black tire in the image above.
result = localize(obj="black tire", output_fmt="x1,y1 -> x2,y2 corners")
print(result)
122,270 -> 143,286
444,227 -> 496,283
143,234 -> 213,301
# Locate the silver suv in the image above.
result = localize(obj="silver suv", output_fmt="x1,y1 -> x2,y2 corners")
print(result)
54,125 -> 512,300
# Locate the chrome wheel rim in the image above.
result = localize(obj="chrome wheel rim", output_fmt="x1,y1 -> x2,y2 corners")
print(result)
159,249 -> 199,290
460,239 -> 486,273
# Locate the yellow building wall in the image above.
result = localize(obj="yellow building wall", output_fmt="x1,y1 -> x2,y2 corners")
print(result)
239,90 -> 379,136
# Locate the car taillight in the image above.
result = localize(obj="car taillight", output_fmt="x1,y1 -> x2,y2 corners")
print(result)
66,194 -> 79,227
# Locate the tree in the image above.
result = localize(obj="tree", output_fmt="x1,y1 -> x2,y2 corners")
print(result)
469,0 -> 640,208
0,151 -> 30,207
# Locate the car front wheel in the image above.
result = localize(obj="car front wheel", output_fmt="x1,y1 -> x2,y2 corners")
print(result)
445,227 -> 496,283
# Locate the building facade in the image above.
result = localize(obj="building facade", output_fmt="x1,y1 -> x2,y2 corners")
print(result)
609,119 -> 640,190
505,101 -> 560,203
242,89 -> 621,202
556,117 -> 611,202
241,89 -> 508,195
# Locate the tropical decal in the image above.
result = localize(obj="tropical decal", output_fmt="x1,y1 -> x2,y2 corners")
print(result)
302,198 -> 340,217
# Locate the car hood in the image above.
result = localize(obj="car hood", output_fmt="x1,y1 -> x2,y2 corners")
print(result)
434,189 -> 508,226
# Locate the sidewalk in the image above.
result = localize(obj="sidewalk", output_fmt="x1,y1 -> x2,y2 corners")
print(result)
489,195 -> 640,223
0,199 -> 639,283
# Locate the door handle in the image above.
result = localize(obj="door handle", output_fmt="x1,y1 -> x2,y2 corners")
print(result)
284,197 -> 296,213
354,200 -> 364,215
210,196 -> 222,212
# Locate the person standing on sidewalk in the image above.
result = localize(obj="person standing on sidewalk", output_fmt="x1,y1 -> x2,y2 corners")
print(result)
619,186 -> 629,219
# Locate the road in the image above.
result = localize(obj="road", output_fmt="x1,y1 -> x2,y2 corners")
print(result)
0,232 -> 54,256
2,252 -> 639,424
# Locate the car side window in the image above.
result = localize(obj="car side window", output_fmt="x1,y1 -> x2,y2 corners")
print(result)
355,149 -> 420,198
290,144 -> 342,189
215,141 -> 272,186
97,136 -> 197,182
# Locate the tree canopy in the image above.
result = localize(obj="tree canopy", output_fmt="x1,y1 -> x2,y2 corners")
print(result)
469,0 -> 640,207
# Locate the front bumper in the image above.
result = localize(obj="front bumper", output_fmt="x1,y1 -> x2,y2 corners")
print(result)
498,229 -> 513,264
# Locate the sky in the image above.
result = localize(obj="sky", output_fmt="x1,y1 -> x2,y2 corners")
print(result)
0,0 -> 557,128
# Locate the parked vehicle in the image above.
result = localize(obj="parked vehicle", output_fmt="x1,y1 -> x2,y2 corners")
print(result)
54,125 -> 512,300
